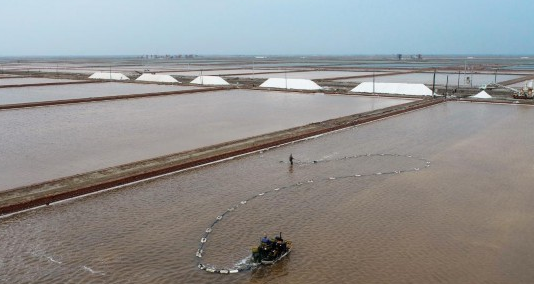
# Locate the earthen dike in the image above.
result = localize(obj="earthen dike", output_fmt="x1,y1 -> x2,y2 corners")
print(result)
0,97 -> 443,215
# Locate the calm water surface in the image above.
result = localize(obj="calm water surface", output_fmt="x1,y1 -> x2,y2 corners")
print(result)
0,91 -> 411,190
338,72 -> 521,86
1,102 -> 534,283
0,82 -> 202,105
0,77 -> 82,86
237,71 -> 385,80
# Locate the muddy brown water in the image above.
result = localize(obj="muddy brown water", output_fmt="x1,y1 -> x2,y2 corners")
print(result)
1,102 -> 534,283
0,90 -> 411,190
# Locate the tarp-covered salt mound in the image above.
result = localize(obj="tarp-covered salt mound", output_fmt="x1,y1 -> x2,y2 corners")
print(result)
190,76 -> 229,86
351,82 -> 435,96
89,72 -> 129,80
136,74 -> 179,83
470,90 -> 492,99
260,78 -> 322,90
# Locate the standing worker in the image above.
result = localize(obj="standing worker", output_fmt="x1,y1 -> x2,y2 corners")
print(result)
289,154 -> 294,165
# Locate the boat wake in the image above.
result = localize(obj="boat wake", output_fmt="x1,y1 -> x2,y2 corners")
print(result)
196,153 -> 431,274
82,265 -> 105,276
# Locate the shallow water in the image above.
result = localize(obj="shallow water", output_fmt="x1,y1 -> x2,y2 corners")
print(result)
237,71 -> 386,80
0,90 -> 411,190
0,77 -> 81,86
338,72 -> 521,86
1,102 -> 534,283
0,82 -> 202,105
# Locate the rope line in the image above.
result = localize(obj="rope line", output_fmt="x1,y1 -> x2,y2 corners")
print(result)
196,153 -> 431,274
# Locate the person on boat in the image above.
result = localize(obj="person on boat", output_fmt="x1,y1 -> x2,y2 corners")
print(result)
275,237 -> 287,255
258,233 -> 273,261
261,233 -> 271,245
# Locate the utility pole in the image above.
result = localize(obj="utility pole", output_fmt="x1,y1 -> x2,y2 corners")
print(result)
445,75 -> 449,99
494,68 -> 498,83
285,72 -> 288,89
457,70 -> 460,89
373,72 -> 375,95
432,69 -> 436,99
470,67 -> 473,88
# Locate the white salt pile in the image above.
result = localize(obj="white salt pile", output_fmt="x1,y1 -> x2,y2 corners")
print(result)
470,90 -> 492,99
136,74 -> 179,83
89,72 -> 129,80
190,76 -> 229,86
351,82 -> 436,96
260,78 -> 322,90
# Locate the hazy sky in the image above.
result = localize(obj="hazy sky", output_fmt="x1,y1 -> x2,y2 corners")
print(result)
0,0 -> 532,56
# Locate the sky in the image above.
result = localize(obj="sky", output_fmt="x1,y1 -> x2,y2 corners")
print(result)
0,0 -> 533,56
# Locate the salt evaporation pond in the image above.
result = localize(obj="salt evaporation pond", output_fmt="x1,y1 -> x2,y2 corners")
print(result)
1,102 -> 533,283
337,72 -> 521,86
0,77 -> 83,86
0,82 -> 202,105
0,90 -> 412,189
236,71 -> 387,80
0,74 -> 23,78
508,79 -> 534,88
161,69 -> 286,76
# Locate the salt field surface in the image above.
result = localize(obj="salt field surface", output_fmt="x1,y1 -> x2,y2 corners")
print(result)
3,63 -> 274,75
508,80 -> 534,88
160,69 -> 295,76
236,71 -> 387,80
503,64 -> 534,71
0,90 -> 412,189
0,74 -> 22,78
2,102 -> 534,283
0,77 -> 82,86
334,62 -> 461,69
0,82 -> 202,105
337,72 -> 521,86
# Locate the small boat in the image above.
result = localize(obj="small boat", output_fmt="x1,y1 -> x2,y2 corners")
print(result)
259,246 -> 291,265
251,233 -> 292,265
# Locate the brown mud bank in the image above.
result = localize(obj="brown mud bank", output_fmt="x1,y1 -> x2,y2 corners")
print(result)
0,98 -> 444,216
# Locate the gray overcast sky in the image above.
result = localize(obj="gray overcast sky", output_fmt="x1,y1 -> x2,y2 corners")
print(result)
0,0 -> 533,56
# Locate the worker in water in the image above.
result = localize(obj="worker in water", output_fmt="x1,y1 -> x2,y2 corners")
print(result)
289,154 -> 294,165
